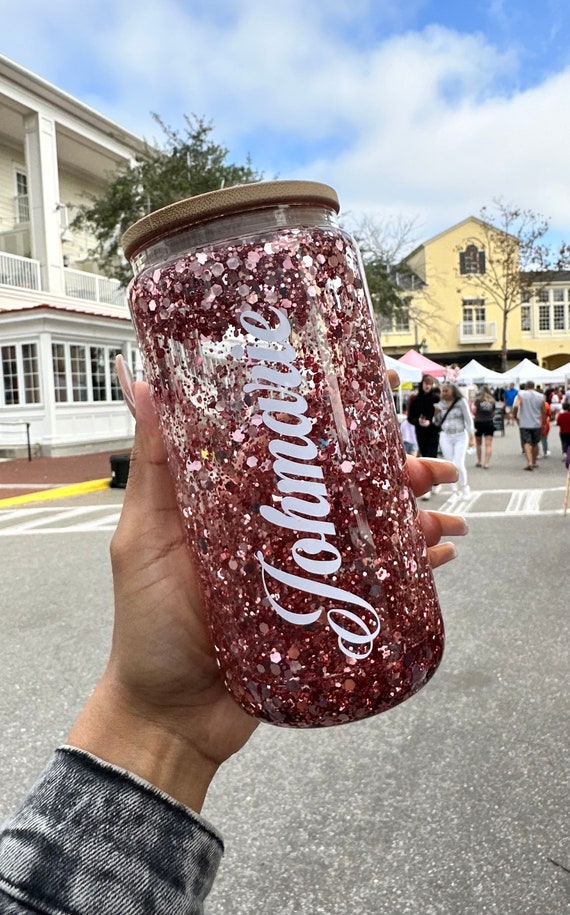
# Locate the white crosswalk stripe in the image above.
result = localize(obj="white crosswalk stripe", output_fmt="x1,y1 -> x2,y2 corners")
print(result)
0,487 -> 568,534
0,504 -> 121,535
440,486 -> 567,517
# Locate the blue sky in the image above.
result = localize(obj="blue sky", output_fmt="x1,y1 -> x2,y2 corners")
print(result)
1,0 -> 569,249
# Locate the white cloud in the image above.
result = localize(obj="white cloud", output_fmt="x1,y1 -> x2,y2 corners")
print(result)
1,0 -> 569,244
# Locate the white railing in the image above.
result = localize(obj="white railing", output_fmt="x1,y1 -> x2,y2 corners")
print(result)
0,251 -> 41,290
459,321 -> 497,344
64,268 -> 125,306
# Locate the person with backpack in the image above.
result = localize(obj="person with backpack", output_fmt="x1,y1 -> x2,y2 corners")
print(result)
473,385 -> 496,469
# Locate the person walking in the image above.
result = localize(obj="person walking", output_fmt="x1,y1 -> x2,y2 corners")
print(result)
512,380 -> 546,471
434,382 -> 475,502
407,374 -> 441,457
540,397 -> 551,458
407,374 -> 441,500
549,387 -> 563,423
503,382 -> 518,425
555,399 -> 570,459
400,411 -> 419,456
473,384 -> 496,469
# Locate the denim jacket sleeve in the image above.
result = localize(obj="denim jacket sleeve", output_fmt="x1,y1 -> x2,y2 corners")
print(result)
0,746 -> 224,915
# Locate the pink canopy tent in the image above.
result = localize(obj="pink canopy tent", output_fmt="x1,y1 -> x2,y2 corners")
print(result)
398,349 -> 447,379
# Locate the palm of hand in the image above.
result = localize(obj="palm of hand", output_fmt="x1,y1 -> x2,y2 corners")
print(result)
108,383 -> 258,766
106,381 -> 462,767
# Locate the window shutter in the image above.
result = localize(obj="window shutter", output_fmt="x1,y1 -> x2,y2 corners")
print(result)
478,251 -> 486,274
459,252 -> 466,274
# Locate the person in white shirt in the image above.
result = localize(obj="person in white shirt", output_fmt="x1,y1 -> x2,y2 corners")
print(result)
434,382 -> 475,502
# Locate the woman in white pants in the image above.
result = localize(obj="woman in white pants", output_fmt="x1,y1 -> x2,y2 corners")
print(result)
435,382 -> 475,501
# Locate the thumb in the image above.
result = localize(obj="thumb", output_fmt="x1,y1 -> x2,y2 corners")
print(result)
120,382 -> 180,529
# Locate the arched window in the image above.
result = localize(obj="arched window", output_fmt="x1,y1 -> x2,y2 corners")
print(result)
459,244 -> 486,274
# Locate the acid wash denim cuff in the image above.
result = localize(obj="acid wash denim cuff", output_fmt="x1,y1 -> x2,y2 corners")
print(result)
0,745 -> 224,915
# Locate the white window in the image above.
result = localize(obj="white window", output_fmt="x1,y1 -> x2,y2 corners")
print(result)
462,299 -> 486,334
52,343 -> 68,403
15,170 -> 29,223
553,288 -> 565,303
538,304 -> 551,330
553,304 -> 565,330
70,345 -> 88,402
378,310 -> 410,334
51,342 -> 124,403
520,305 -> 531,332
1,342 -> 40,406
393,309 -> 410,333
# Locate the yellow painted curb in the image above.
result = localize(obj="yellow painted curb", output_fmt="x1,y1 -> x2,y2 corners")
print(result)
0,478 -> 112,508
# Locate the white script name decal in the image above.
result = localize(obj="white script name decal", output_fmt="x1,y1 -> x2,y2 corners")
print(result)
238,306 -> 380,660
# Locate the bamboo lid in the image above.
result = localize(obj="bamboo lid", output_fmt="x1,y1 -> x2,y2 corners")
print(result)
121,180 -> 340,260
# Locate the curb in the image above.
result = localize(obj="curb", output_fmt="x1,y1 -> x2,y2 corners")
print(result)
0,478 -> 111,509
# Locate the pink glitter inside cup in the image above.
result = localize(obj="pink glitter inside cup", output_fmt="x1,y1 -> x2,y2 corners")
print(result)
123,181 -> 444,728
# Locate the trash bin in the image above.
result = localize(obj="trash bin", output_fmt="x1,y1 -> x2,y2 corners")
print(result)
110,452 -> 131,489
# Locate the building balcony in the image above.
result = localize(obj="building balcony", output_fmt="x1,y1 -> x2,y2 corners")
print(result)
63,268 -> 125,306
0,250 -> 41,290
458,321 -> 497,344
0,251 -> 124,306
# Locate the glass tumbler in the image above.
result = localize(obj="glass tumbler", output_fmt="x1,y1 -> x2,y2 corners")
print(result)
122,180 -> 444,728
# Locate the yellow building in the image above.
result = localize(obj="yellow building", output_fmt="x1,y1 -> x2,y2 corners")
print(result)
380,216 -> 570,371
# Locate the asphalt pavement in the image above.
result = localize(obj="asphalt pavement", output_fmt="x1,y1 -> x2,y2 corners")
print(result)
0,449 -> 127,503
0,425 -> 568,914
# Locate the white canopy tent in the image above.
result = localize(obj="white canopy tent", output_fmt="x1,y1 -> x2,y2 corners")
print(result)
456,359 -> 506,387
548,360 -> 570,381
382,354 -> 422,414
502,358 -> 566,385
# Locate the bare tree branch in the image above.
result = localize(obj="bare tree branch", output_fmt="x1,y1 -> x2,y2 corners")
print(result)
457,198 -> 570,369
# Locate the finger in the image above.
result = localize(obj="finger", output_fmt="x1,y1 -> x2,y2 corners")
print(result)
406,456 -> 458,496
113,384 -> 185,561
427,542 -> 457,569
419,510 -> 468,547
122,382 -> 179,515
115,354 -> 137,418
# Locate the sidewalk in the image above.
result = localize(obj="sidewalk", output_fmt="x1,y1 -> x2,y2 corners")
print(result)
0,450 -> 129,506
1,423 -> 567,508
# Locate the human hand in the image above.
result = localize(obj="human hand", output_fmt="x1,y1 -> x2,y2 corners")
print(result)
68,370 -> 466,809
68,380 -> 258,811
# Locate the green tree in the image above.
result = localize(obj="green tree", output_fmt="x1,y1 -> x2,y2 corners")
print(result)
348,213 -> 416,323
73,114 -> 263,286
348,213 -> 441,343
459,199 -> 570,370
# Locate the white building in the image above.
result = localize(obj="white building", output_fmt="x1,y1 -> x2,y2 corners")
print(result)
0,55 -> 143,456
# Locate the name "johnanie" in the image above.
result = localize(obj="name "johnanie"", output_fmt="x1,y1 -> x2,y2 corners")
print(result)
238,305 -> 381,660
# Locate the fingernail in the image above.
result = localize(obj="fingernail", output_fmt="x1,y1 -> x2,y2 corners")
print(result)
116,354 -> 136,419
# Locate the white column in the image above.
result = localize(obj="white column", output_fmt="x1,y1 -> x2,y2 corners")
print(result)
24,112 -> 65,295
38,330 -> 57,444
